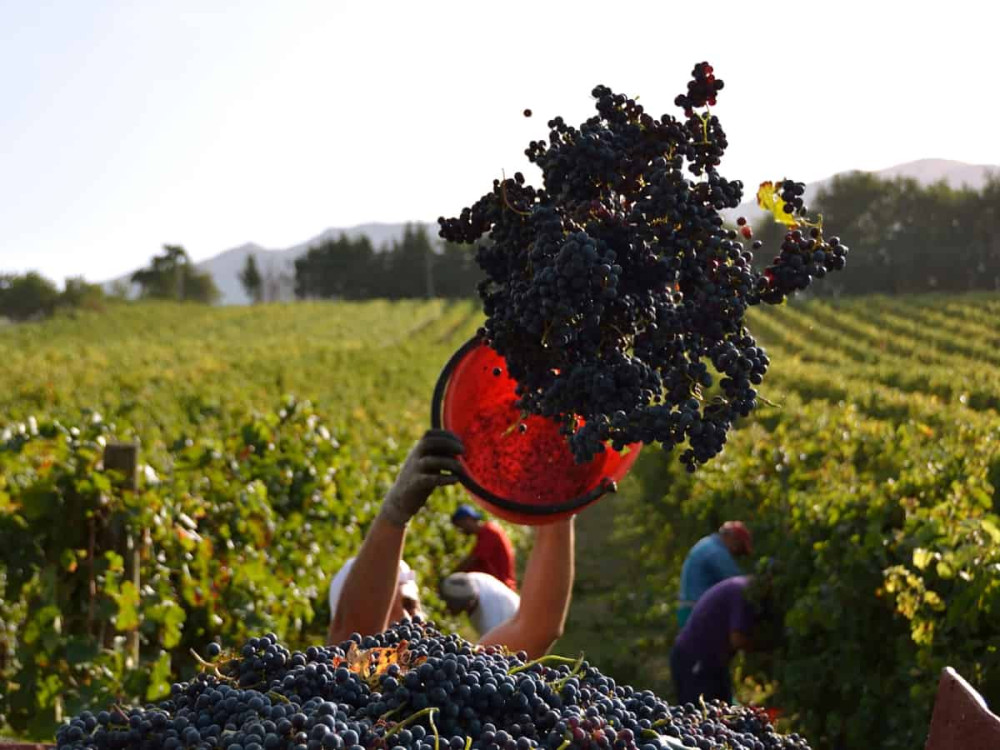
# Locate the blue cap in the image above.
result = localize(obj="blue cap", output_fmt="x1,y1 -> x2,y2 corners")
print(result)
451,504 -> 483,523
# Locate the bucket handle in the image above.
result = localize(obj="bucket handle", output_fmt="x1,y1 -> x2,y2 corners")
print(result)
430,335 -> 617,517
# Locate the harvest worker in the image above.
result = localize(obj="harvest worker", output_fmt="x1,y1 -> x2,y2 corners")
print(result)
438,571 -> 520,638
326,429 -> 574,659
670,574 -> 768,705
676,521 -> 753,627
451,504 -> 517,590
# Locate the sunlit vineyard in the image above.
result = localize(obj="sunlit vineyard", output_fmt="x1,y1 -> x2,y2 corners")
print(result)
601,293 -> 1000,750
0,300 -> 489,738
2,295 -> 999,749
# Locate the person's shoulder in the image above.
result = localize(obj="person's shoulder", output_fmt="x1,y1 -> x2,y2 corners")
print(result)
715,575 -> 752,602
690,534 -> 717,556
702,574 -> 743,598
721,574 -> 750,588
468,572 -> 519,597
467,571 -> 502,587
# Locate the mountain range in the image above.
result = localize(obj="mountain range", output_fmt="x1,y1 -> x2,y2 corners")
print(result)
106,159 -> 997,305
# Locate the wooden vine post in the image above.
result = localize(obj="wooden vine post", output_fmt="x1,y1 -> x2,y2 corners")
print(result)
103,442 -> 141,668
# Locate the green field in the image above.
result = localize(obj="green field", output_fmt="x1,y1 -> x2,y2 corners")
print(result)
2,295 -> 999,749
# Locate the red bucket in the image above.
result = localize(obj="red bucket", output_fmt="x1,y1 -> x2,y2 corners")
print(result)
431,338 -> 641,525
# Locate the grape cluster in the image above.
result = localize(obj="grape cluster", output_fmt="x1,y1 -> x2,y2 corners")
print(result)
437,62 -> 849,470
777,180 -> 807,217
674,63 -> 723,115
757,229 -> 849,304
55,621 -> 811,750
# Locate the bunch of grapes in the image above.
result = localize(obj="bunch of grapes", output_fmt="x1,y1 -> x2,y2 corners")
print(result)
55,620 -> 811,750
438,63 -> 849,471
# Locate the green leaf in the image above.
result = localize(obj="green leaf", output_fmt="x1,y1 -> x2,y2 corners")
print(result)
113,580 -> 140,631
981,518 -> 1000,544
146,650 -> 172,701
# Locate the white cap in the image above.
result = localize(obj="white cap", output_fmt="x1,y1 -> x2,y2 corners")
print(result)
440,572 -> 480,609
328,557 -> 420,621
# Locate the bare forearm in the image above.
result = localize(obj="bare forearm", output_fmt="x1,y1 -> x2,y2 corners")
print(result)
479,518 -> 574,658
327,515 -> 406,644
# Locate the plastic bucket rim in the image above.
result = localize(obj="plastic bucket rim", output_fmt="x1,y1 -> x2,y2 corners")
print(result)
430,335 -> 623,518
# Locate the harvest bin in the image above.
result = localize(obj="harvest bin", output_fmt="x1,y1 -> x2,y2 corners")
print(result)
924,667 -> 1000,750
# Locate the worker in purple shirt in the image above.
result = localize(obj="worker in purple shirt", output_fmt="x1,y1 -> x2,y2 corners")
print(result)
670,575 -> 766,705
677,521 -> 753,626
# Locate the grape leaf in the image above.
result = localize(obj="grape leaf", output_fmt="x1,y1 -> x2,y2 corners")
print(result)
912,547 -> 934,570
981,518 -> 1000,544
756,182 -> 798,227
334,640 -> 424,687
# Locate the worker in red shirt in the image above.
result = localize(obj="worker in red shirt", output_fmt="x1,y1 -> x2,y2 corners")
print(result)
451,504 -> 517,590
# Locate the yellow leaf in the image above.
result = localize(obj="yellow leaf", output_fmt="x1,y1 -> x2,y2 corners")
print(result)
923,590 -> 945,611
333,640 -> 425,687
913,620 -> 935,646
912,548 -> 933,570
756,181 -> 798,228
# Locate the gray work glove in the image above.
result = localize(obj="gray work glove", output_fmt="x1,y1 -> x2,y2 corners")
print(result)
378,429 -> 465,527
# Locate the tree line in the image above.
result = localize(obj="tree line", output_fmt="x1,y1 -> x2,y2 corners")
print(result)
284,176 -> 1000,304
1,245 -> 219,322
5,173 -> 999,322
282,224 -> 482,301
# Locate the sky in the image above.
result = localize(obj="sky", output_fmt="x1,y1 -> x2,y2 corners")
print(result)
2,0 -> 999,284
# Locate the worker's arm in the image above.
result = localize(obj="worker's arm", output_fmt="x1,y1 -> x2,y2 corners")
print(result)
327,430 -> 464,645
328,514 -> 408,644
478,517 -> 574,659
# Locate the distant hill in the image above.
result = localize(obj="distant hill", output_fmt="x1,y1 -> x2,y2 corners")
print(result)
106,160 -> 998,305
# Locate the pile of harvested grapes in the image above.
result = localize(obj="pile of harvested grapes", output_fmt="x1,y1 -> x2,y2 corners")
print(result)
438,63 -> 848,471
55,621 -> 810,750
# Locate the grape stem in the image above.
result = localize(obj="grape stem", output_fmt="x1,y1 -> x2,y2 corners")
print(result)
548,652 -> 586,691
697,110 -> 712,145
384,707 -> 440,739
500,171 -> 531,217
509,654 -> 582,675
377,705 -> 405,724
757,394 -> 782,409
188,648 -> 228,680
428,708 -> 440,750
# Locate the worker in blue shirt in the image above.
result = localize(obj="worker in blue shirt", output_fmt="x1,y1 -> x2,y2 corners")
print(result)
677,521 -> 753,627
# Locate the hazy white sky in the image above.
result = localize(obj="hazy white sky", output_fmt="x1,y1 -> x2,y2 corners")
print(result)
2,0 -> 998,283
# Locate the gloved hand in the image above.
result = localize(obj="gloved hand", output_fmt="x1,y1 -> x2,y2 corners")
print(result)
378,429 -> 465,527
